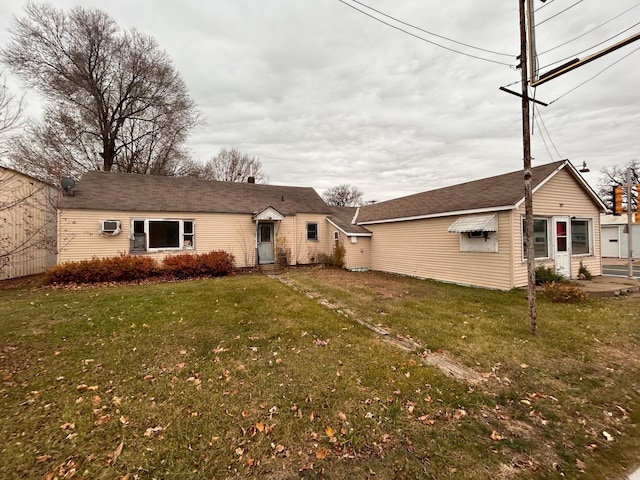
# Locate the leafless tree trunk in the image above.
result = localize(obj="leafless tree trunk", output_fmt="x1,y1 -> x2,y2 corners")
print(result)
1,3 -> 199,181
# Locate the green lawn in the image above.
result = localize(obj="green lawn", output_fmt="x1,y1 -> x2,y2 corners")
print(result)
0,269 -> 638,479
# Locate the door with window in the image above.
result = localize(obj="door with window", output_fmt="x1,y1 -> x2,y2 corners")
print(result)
257,222 -> 275,264
553,217 -> 571,277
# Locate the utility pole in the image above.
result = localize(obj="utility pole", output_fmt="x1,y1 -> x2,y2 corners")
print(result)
519,0 -> 537,336
627,167 -> 634,278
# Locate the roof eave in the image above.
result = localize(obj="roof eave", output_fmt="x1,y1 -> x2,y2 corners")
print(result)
356,205 -> 515,226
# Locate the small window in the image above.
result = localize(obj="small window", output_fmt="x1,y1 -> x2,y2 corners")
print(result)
468,231 -> 484,238
183,221 -> 195,249
307,222 -> 318,241
571,219 -> 591,255
523,218 -> 549,259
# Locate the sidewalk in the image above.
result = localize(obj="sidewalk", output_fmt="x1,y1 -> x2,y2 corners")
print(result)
574,275 -> 640,297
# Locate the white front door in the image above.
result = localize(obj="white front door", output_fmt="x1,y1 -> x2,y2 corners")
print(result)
553,217 -> 571,277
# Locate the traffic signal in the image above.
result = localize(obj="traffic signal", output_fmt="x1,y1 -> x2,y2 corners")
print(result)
613,186 -> 624,215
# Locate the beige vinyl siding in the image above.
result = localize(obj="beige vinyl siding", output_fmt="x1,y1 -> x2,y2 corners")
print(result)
367,212 -> 514,290
343,236 -> 372,271
58,210 -> 331,268
290,213 -> 333,264
58,210 -> 259,267
1,168 -> 58,280
512,168 -> 602,286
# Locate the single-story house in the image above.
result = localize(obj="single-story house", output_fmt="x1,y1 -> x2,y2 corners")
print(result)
0,165 -> 59,280
351,160 -> 606,290
57,171 -> 334,268
57,160 -> 605,290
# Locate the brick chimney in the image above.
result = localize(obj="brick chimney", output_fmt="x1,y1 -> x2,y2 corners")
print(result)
248,176 -> 255,184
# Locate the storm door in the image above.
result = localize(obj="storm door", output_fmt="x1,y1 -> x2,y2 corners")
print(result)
257,222 -> 275,264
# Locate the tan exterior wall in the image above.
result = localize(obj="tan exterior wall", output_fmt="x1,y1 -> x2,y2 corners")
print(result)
57,209 -> 333,268
1,168 -> 58,280
366,211 -> 514,290
286,213 -> 333,264
343,235 -> 372,271
512,169 -> 602,286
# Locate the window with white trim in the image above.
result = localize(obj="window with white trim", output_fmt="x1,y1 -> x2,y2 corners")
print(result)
307,222 -> 318,241
522,218 -> 549,259
131,219 -> 195,252
570,218 -> 591,255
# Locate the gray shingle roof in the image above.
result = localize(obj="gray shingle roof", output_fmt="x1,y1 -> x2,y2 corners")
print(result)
327,206 -> 372,235
356,161 -> 600,224
58,171 -> 332,216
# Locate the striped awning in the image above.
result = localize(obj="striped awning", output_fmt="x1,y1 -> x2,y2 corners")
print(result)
448,214 -> 497,233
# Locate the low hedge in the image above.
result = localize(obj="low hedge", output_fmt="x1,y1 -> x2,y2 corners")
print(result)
46,251 -> 235,285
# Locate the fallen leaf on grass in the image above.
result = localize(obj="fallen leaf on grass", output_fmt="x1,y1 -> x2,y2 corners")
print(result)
107,441 -> 124,466
325,426 -> 335,437
36,454 -> 51,463
316,448 -> 329,460
602,431 -> 614,442
60,422 -> 75,431
490,430 -> 503,441
144,426 -> 164,437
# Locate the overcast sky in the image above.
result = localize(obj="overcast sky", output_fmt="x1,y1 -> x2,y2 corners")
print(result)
1,1 -> 638,201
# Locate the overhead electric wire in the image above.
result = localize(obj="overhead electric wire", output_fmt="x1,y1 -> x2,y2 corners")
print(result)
548,44 -> 640,104
533,106 -> 563,160
538,20 -> 640,70
539,3 -> 640,55
536,0 -> 584,27
346,0 -> 513,57
534,0 -> 558,13
533,110 -> 557,161
336,0 -> 514,66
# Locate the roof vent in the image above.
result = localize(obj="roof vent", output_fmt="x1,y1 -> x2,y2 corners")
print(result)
248,176 -> 255,184
61,177 -> 75,196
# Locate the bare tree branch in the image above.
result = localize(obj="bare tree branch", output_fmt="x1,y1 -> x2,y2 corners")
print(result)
1,3 -> 199,179
322,184 -> 364,207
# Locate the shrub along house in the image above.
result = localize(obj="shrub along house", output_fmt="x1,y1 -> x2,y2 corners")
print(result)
57,160 -> 605,290
57,171 -> 333,269
351,160 -> 606,290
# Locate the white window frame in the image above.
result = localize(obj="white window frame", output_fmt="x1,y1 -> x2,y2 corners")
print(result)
131,219 -> 195,252
570,217 -> 593,256
306,222 -> 319,241
522,216 -> 551,260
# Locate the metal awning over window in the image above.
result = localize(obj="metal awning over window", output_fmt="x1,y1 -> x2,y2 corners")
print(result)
448,214 -> 497,233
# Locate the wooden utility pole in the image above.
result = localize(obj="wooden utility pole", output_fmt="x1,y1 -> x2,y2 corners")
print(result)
519,0 -> 537,336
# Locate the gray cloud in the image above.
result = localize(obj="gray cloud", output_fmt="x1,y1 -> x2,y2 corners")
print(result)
1,0 -> 638,201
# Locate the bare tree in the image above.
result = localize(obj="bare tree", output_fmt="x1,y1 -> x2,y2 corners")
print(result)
180,148 -> 270,183
1,3 -> 199,181
0,73 -> 24,156
597,160 -> 639,212
322,184 -> 364,207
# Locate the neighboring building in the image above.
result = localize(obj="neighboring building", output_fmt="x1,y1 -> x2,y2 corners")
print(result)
600,214 -> 639,258
57,171 -> 333,268
0,166 -> 58,280
56,160 -> 605,290
352,160 -> 605,290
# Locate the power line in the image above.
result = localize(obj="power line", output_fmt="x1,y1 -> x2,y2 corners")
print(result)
548,44 -> 640,104
536,0 -> 584,27
335,0 -> 514,67
538,20 -> 640,70
346,0 -> 513,57
539,3 -> 640,55
533,105 -> 563,159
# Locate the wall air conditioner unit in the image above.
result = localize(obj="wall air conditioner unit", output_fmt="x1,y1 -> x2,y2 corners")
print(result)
100,220 -> 121,235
